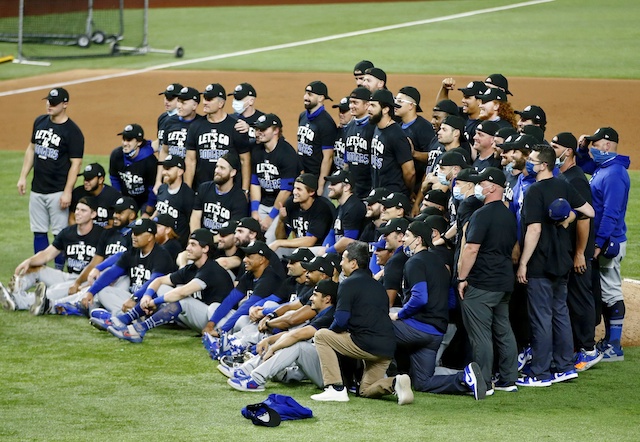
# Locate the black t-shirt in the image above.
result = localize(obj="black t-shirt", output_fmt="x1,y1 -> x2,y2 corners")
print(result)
343,117 -> 375,199
71,184 -> 122,228
96,227 -> 131,259
309,305 -> 336,330
251,137 -> 301,207
169,258 -> 233,305
333,126 -> 347,171
186,114 -> 251,189
116,244 -> 176,294
400,249 -> 449,333
383,248 -> 408,293
402,116 -> 436,182
466,200 -> 517,292
30,115 -> 84,194
297,107 -> 337,177
155,182 -> 195,246
456,196 -> 483,242
503,170 -> 521,205
162,114 -> 204,159
160,239 -> 183,264
157,111 -> 174,143
334,269 -> 396,358
237,110 -> 265,145
371,123 -> 414,198
473,154 -> 502,171
425,138 -> 445,174
284,197 -> 335,246
236,266 -> 284,301
52,224 -> 104,274
193,181 -> 248,233
522,177 -> 586,278
560,165 -> 595,258
109,144 -> 158,210
333,194 -> 366,242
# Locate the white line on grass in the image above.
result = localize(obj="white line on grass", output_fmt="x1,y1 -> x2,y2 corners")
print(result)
0,0 -> 554,97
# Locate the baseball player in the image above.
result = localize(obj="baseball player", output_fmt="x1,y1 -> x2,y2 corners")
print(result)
353,60 -> 374,87
343,87 -> 375,199
70,162 -> 121,228
155,82 -> 183,152
361,67 -> 387,93
185,83 -> 252,192
109,123 -> 158,216
477,88 -> 517,129
484,73 -> 513,95
17,87 -> 84,270
228,82 -> 264,142
332,97 -> 351,171
297,81 -> 338,196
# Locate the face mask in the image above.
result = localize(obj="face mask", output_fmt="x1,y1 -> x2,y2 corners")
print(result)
505,161 -> 515,174
437,171 -> 450,186
590,147 -> 616,165
125,147 -> 138,159
403,237 -> 418,257
452,186 -> 465,201
232,99 -> 246,114
555,148 -> 569,168
525,160 -> 538,177
474,184 -> 486,202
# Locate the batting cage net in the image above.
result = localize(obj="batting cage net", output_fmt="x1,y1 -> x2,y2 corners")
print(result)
0,0 -> 145,60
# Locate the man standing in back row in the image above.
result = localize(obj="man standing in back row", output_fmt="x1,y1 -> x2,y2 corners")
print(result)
18,87 -> 84,268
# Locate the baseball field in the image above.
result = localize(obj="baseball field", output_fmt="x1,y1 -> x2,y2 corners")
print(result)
1,0 -> 639,440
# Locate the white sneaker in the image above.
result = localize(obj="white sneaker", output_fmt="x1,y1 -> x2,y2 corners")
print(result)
310,385 -> 349,402
395,374 -> 414,405
30,282 -> 49,316
0,282 -> 16,311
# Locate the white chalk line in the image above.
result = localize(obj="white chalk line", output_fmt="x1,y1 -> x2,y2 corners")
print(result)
0,0 -> 555,98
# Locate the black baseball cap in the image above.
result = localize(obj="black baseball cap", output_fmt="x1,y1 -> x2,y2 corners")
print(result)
131,218 -> 157,235
301,255 -> 333,276
282,247 -> 315,263
217,220 -> 239,236
177,86 -> 201,103
365,67 -> 387,83
253,113 -> 283,130
353,60 -> 374,76
475,121 -> 500,136
43,88 -> 69,105
423,189 -> 449,208
190,228 -> 215,247
425,215 -> 449,236
471,166 -> 506,187
237,217 -> 261,233
155,213 -> 176,230
364,187 -> 391,204
585,127 -> 618,143
370,89 -> 395,108
202,83 -> 226,100
350,87 -> 371,101
521,125 -> 545,143
441,115 -> 466,132
455,168 -> 479,183
315,279 -> 338,298
241,240 -> 270,257
485,74 -> 512,95
160,154 -> 185,170
305,81 -> 332,101
159,83 -> 183,98
220,151 -> 241,171
332,97 -> 350,112
515,105 -> 546,125
510,134 -> 538,152
228,83 -> 256,100
325,169 -> 353,185
458,81 -> 487,97
495,127 -> 518,140
77,196 -> 97,212
295,173 -> 318,191
406,221 -> 433,247
380,192 -> 411,210
476,88 -> 507,103
118,123 -> 144,141
552,132 -> 578,151
378,217 -> 410,235
497,134 -> 519,151
78,163 -> 105,180
433,99 -> 459,116
397,86 -> 423,112
112,196 -> 138,213
439,150 -> 470,169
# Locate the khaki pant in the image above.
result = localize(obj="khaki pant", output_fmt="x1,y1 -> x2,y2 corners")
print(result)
314,328 -> 391,398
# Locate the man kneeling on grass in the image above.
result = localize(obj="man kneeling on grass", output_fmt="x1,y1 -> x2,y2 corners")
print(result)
101,229 -> 234,343
223,279 -> 337,392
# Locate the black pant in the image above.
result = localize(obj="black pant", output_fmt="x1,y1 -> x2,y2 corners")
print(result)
567,261 -> 596,350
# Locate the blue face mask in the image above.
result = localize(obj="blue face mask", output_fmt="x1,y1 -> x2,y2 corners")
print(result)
525,160 -> 538,177
437,171 -> 450,186
453,186 -> 465,201
125,148 -> 138,159
474,184 -> 486,202
590,147 -> 616,165
505,162 -> 515,175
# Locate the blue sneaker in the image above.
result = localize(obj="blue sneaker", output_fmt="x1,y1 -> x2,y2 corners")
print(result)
228,374 -> 265,392
217,362 -> 250,379
108,324 -> 144,343
203,333 -> 222,359
89,312 -> 125,331
54,301 -> 87,317
550,369 -> 578,384
516,375 -> 552,387
574,348 -> 603,372
601,344 -> 624,362
517,346 -> 532,372
463,362 -> 486,400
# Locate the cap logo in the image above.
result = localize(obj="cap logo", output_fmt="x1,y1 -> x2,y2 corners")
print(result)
205,84 -> 213,92
258,115 -> 266,123
124,124 -> 133,131
180,87 -> 188,93
166,85 -> 175,92
387,193 -> 395,199
235,85 -> 242,92
485,77 -> 492,83
85,165 -> 92,171
50,89 -> 59,97
467,82 -> 474,88
116,198 -> 124,204
135,219 -> 143,226
340,97 -> 348,104
524,105 -> 532,111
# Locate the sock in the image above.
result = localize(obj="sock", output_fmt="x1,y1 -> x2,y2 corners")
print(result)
140,302 -> 182,332
608,300 -> 625,348
119,305 -> 145,325
33,233 -> 49,254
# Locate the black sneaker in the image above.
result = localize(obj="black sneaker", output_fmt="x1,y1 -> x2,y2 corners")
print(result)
494,380 -> 518,392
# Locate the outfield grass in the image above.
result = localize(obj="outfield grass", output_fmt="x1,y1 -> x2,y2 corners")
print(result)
1,310 -> 639,441
1,0 -> 639,80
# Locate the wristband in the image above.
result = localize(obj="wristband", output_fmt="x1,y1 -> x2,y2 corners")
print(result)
269,207 -> 280,219
144,288 -> 157,299
250,200 -> 260,212
457,277 -> 467,283
267,312 -> 278,319
154,295 -> 165,306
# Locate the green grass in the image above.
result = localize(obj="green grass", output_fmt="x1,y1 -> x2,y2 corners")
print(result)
1,0 -> 639,80
1,310 -> 639,441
